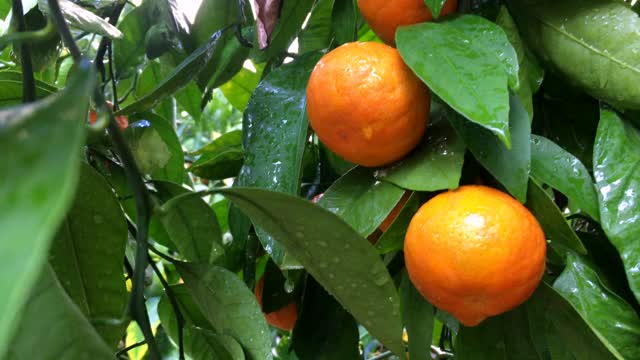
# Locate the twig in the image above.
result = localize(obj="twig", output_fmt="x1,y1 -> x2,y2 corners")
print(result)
11,0 -> 36,102
95,1 -> 126,81
107,42 -> 120,110
47,0 -> 82,62
115,340 -> 147,357
148,255 -> 185,360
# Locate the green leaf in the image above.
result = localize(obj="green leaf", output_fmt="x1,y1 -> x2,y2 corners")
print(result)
292,278 -> 360,360
525,179 -> 587,254
39,0 -> 122,38
424,0 -> 447,18
379,116 -> 465,191
49,163 -> 128,349
5,266 -> 113,359
456,307 -> 542,360
554,253 -> 640,359
190,130 -> 243,181
117,26 -> 232,115
507,0 -> 640,110
298,0 -> 335,54
594,109 -> 640,303
220,63 -> 264,112
333,0 -> 362,45
0,70 -> 56,105
134,61 -> 176,121
215,187 -> 403,355
318,167 -> 405,237
449,96 -> 530,202
0,61 -> 93,355
155,181 -> 224,264
375,192 -> 423,254
397,15 -> 517,146
530,135 -> 599,221
400,271 -> 434,360
252,0 -> 315,63
129,113 -> 185,183
176,263 -> 272,360
527,282 -> 619,360
11,7 -> 61,71
113,5 -> 147,78
238,52 -> 322,266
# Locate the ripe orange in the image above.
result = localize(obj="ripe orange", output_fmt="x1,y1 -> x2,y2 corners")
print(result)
404,185 -> 546,326
306,42 -> 429,167
254,278 -> 297,331
358,0 -> 459,45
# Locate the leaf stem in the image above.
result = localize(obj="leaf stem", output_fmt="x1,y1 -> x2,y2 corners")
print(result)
10,0 -> 36,102
115,340 -> 147,357
47,0 -> 82,62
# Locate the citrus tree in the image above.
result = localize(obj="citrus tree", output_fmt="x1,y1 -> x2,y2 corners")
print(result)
1,0 -> 640,358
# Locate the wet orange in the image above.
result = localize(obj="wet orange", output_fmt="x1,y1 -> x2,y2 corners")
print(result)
306,42 -> 429,167
254,278 -> 297,331
358,0 -> 459,45
404,185 -> 546,326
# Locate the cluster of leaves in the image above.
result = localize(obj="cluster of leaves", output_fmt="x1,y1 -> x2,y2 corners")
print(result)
2,0 -> 640,359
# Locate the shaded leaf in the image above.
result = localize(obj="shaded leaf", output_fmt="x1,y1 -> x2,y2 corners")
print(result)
594,109 -> 640,303
5,266 -> 113,359
332,0 -> 361,44
318,167 -> 405,237
298,0 -> 335,54
0,71 -> 56,105
215,187 -> 403,354
0,61 -> 93,355
526,179 -> 587,254
530,135 -> 599,220
375,192 -> 423,254
49,163 -> 128,349
190,130 -> 243,181
113,5 -> 147,77
39,0 -> 122,38
400,271 -> 434,360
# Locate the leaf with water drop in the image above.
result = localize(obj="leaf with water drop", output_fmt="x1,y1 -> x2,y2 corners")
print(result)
593,109 -> 640,303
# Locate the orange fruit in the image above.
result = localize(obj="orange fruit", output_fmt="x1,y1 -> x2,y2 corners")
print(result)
254,278 -> 297,331
306,42 -> 429,167
379,191 -> 411,232
358,0 -> 459,45
404,185 -> 546,326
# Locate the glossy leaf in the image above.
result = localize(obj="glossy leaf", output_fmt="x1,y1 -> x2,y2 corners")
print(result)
220,63 -> 264,112
400,271 -> 434,360
5,266 -> 113,359
527,282 -> 619,360
594,109 -> 640,302
0,71 -> 56,105
49,163 -> 128,349
554,253 -> 640,359
424,0 -> 447,17
39,0 -> 122,38
237,52 -> 322,265
0,61 -> 93,355
292,278 -> 360,360
530,135 -> 599,220
397,16 -> 516,146
252,0 -> 315,62
507,0 -> 640,109
526,179 -> 587,254
456,307 -> 541,360
215,187 -> 403,354
155,181 -> 224,264
332,0 -> 361,44
298,0 -> 335,54
449,96 -> 530,202
117,26 -> 232,115
379,117 -> 465,192
176,262 -> 272,360
318,167 -> 405,237
190,130 -> 243,181
375,192 -> 422,254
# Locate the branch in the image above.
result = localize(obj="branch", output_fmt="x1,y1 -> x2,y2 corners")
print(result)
11,0 -> 36,102
47,0 -> 82,62
115,340 -> 146,357
95,1 -> 126,81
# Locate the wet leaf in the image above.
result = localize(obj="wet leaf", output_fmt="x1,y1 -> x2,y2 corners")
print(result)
380,117 -> 465,192
530,135 -> 599,221
238,52 -> 322,266
0,61 -> 93,355
593,109 -> 640,303
507,0 -> 640,109
397,15 -> 517,146
190,130 -> 243,181
400,271 -> 434,360
5,266 -> 113,359
554,253 -> 640,359
292,278 -> 360,360
215,187 -> 404,355
449,96 -> 530,202
318,167 -> 405,237
298,0 -> 335,54
176,262 -> 272,360
525,179 -> 587,254
49,163 -> 128,349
